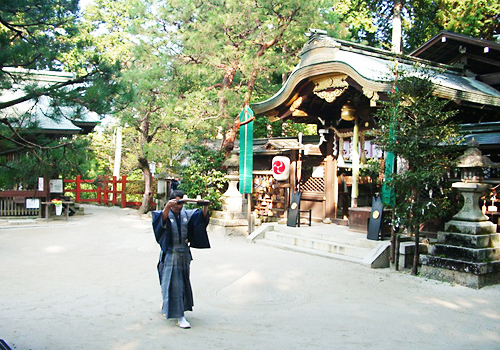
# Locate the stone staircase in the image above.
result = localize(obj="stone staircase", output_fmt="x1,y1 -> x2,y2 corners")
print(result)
248,223 -> 391,268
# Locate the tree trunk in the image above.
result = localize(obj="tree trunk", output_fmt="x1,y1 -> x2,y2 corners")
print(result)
138,158 -> 152,214
392,1 -> 402,54
218,64 -> 238,154
113,126 -> 122,178
221,125 -> 237,155
411,225 -> 420,275
137,113 -> 152,215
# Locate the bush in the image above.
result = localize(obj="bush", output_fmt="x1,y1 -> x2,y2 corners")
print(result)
178,145 -> 228,211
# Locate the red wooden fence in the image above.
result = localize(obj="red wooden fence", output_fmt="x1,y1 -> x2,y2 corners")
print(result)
0,175 -> 155,216
63,175 -> 155,209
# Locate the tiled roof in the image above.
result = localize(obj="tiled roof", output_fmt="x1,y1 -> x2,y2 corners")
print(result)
1,68 -> 100,135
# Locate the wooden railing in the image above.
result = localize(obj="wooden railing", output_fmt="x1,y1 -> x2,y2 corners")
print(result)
63,175 -> 155,209
0,175 -> 156,216
63,175 -> 128,207
0,190 -> 45,217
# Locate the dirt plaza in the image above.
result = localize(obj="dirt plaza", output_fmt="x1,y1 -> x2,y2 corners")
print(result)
0,204 -> 499,350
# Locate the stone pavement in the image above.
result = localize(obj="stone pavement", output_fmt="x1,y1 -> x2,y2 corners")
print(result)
0,205 -> 499,350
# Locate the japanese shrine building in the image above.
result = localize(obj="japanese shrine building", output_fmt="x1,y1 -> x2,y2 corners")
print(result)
250,30 -> 500,228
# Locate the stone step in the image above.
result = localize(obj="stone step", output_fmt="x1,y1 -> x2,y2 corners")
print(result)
6,218 -> 38,225
249,223 -> 391,268
255,238 -> 366,265
272,224 -> 379,249
421,255 -> 500,275
429,244 -> 500,262
262,230 -> 370,259
209,217 -> 248,226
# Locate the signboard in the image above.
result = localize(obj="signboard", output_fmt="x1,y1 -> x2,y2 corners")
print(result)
50,179 -> 63,193
271,156 -> 290,181
367,196 -> 383,240
26,198 -> 40,209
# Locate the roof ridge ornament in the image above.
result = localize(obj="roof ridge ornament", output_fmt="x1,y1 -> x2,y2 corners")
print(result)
300,29 -> 340,57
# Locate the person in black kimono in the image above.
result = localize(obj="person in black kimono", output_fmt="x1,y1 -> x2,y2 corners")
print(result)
152,190 -> 210,328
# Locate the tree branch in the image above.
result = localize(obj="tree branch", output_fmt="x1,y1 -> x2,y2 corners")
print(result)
0,73 -> 91,110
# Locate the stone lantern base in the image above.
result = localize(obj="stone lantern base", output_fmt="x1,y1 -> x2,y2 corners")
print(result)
421,220 -> 500,289
421,140 -> 500,288
208,211 -> 250,236
207,173 -> 252,236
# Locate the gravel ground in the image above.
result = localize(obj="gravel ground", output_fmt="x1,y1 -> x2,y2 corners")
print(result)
0,204 -> 499,350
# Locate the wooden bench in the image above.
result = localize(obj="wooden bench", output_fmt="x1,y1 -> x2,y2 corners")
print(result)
40,201 -> 74,220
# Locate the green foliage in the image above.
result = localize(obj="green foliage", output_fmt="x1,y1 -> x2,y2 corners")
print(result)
359,158 -> 382,180
359,158 -> 382,195
436,0 -> 500,40
156,0 -> 347,137
178,145 -> 228,211
254,118 -> 317,139
331,0 -> 500,52
0,0 -> 127,187
0,137 -> 97,190
373,74 -> 463,233
0,0 -> 126,112
0,0 -> 79,71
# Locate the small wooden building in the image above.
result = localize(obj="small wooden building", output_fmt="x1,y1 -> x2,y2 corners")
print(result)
0,68 -> 100,216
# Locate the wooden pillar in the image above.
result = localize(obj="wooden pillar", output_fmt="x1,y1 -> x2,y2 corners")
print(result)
333,157 -> 338,219
290,149 -> 297,192
324,132 -> 336,220
351,119 -> 359,208
76,175 -> 81,202
121,175 -> 127,208
97,175 -> 102,204
103,175 -> 109,205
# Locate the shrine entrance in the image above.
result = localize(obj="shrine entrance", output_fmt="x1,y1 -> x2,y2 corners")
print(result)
251,31 -> 500,229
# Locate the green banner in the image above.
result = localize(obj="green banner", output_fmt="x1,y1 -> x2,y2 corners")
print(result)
381,105 -> 397,207
381,151 -> 395,207
239,106 -> 254,194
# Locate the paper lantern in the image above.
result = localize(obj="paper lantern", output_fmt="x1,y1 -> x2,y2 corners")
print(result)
272,156 -> 290,181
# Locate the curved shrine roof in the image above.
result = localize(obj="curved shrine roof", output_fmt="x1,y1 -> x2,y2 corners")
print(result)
252,34 -> 500,118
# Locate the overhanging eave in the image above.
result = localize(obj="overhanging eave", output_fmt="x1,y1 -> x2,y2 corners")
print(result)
252,34 -> 500,118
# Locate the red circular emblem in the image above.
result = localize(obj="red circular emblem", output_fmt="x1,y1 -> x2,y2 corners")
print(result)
273,160 -> 285,174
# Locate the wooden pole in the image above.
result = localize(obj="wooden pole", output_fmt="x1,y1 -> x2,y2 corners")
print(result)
333,158 -> 338,219
351,119 -> 359,208
121,175 -> 127,208
112,176 -> 117,206
247,193 -> 253,234
76,175 -> 81,202
104,175 -> 109,205
97,175 -> 102,204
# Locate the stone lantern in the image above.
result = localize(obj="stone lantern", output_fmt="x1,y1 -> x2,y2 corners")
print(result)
156,173 -> 169,209
221,152 -> 243,213
421,140 -> 500,288
207,151 -> 249,236
448,139 -> 498,229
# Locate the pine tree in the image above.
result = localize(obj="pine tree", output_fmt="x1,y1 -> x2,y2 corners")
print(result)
0,0 -> 125,188
374,74 -> 462,275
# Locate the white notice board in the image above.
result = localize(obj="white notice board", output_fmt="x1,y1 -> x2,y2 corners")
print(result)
26,198 -> 40,209
50,179 -> 63,193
